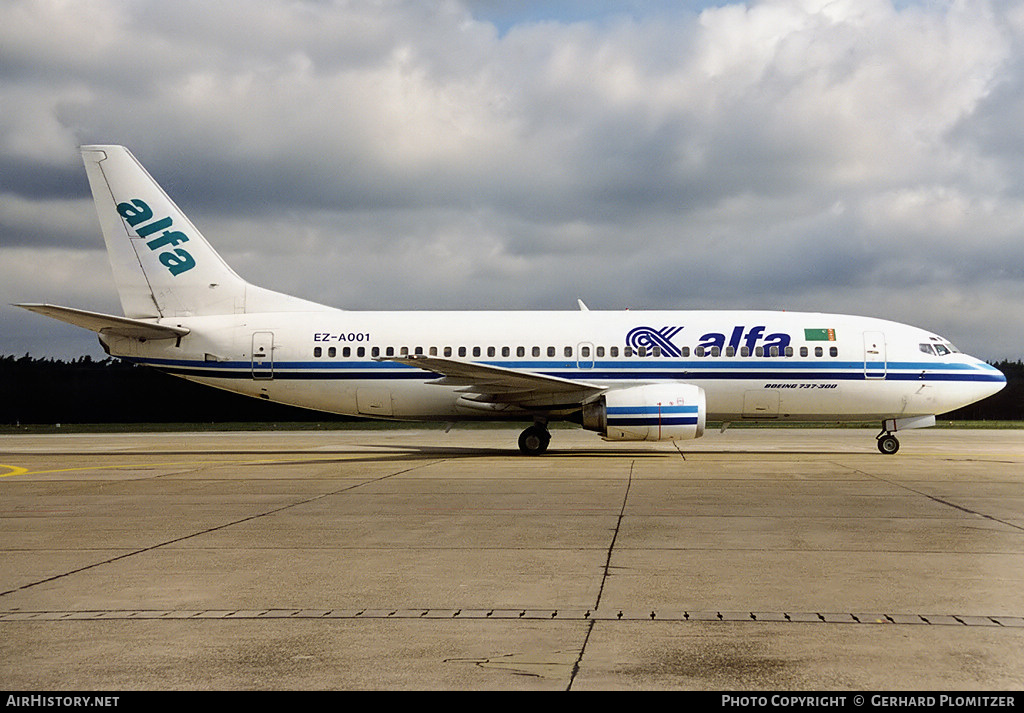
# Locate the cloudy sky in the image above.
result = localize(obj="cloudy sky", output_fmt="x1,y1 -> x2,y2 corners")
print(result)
2,0 -> 1023,360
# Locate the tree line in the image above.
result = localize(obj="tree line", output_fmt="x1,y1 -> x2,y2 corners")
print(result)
0,354 -> 341,425
1,354 -> 1021,425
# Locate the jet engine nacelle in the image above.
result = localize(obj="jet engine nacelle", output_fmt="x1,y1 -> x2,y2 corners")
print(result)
581,383 -> 706,441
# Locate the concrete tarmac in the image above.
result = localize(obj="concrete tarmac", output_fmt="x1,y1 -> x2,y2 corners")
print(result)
1,426 -> 1022,690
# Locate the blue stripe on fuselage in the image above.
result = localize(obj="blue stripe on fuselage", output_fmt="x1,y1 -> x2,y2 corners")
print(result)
129,357 -> 1005,384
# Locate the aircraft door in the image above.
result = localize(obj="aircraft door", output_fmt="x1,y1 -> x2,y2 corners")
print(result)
252,331 -> 274,380
863,331 -> 887,380
577,342 -> 595,369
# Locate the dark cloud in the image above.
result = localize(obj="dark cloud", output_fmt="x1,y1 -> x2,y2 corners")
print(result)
0,159 -> 85,200
1,0 -> 1023,360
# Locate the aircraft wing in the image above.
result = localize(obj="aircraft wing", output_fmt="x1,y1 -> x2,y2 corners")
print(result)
15,303 -> 190,340
381,354 -> 605,409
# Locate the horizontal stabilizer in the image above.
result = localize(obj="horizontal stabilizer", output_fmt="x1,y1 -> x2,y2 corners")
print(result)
15,303 -> 189,340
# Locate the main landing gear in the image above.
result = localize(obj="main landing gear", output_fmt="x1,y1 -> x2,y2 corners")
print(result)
876,429 -> 900,455
518,422 -> 551,456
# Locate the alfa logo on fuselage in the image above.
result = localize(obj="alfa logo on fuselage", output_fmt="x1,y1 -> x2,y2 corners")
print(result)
116,198 -> 196,276
628,325 -> 792,356
626,326 -> 685,357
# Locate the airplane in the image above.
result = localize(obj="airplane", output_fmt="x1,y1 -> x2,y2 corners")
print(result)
17,146 -> 1006,455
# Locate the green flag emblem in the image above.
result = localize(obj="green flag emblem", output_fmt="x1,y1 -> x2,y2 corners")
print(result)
804,328 -> 836,341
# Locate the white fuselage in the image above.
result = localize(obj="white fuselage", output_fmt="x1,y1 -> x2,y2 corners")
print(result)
100,308 -> 1005,424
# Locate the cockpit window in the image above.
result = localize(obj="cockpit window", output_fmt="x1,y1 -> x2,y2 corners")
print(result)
922,341 -> 958,356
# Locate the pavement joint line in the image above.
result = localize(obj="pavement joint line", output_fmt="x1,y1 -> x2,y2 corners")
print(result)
2,608 -> 1019,626
594,460 -> 633,611
837,464 -> 1024,534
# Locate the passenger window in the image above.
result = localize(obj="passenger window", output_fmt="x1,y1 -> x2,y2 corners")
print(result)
533,346 -> 540,357
800,346 -> 808,357
726,346 -> 735,357
458,347 -> 467,357
610,346 -> 619,357
624,346 -> 633,357
755,346 -> 764,357
328,347 -> 336,358
682,347 -> 690,357
785,346 -> 793,357
517,346 -> 525,357
314,346 -> 322,358
473,346 -> 481,357
769,346 -> 779,357
371,347 -> 380,357
638,346 -> 646,357
343,347 -> 351,357
581,346 -> 590,357
400,346 -> 409,355
653,346 -> 661,357
444,346 -> 452,357
596,346 -> 605,357
502,346 -> 510,357
695,346 -> 705,357
357,347 -> 365,357
564,346 -> 573,357
487,346 -> 495,357
429,346 -> 437,356
547,346 -> 556,357
829,346 -> 838,357
815,346 -> 823,357
740,346 -> 750,357
386,347 -> 395,357
710,346 -> 720,357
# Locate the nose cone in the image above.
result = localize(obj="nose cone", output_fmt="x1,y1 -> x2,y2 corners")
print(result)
968,358 -> 1007,403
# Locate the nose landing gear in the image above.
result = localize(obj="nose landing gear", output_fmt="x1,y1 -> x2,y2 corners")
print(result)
876,431 -> 900,455
874,415 -> 935,454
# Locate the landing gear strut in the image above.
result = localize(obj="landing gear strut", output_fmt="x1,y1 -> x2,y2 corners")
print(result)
876,430 -> 900,455
518,423 -> 551,456
873,416 -> 935,455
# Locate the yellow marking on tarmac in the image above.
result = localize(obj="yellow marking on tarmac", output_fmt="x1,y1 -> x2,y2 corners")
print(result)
0,464 -> 29,478
0,454 -> 384,477
0,448 -> 672,478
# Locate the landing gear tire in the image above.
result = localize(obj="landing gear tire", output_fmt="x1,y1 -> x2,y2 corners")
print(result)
518,425 -> 551,456
877,434 -> 900,455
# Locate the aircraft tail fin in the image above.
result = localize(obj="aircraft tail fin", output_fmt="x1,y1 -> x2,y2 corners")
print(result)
80,145 -> 327,318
